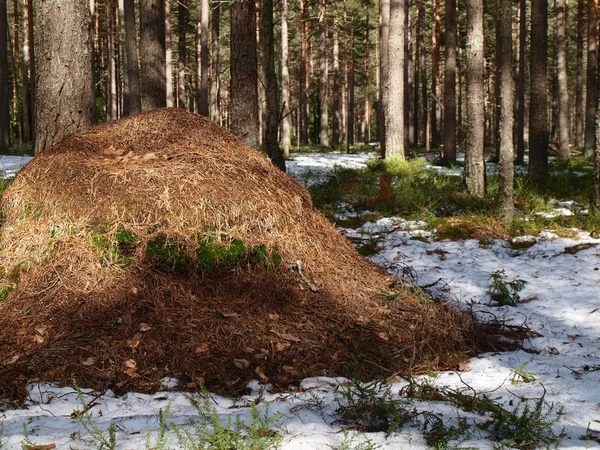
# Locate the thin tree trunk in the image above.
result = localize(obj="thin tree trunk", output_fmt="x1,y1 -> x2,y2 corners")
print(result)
593,75 -> 600,211
140,0 -> 166,111
21,0 -> 30,141
11,0 -> 21,145
405,1 -> 414,146
584,0 -> 598,156
261,0 -> 285,170
379,0 -> 390,155
347,15 -> 355,150
385,0 -> 405,159
529,0 -> 549,179
256,1 -> 265,146
0,0 -> 9,152
431,0 -> 441,146
230,0 -> 259,148
299,0 -> 309,144
124,0 -> 141,114
332,9 -> 341,146
364,10 -> 371,144
465,0 -> 486,195
556,0 -> 569,160
575,0 -> 584,147
26,0 -> 33,141
33,0 -> 94,152
177,0 -> 187,109
164,0 -> 173,107
417,1 -> 426,147
281,0 -> 291,156
209,3 -> 220,122
498,0 -> 515,222
118,0 -> 130,116
107,0 -> 118,120
516,0 -> 526,163
318,0 -> 328,146
199,0 -> 208,116
443,0 -> 457,162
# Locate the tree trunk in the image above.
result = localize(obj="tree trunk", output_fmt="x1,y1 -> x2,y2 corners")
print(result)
107,0 -> 118,120
593,75 -> 600,211
177,0 -> 187,109
299,0 -> 309,144
346,15 -> 355,151
385,0 -> 405,159
556,0 -> 569,160
281,0 -> 291,157
584,0 -> 598,156
575,0 -> 584,147
139,0 -> 166,111
33,0 -> 95,153
498,0 -> 515,223
405,1 -> 413,147
198,0 -> 208,116
318,0 -> 328,146
124,0 -> 141,114
21,0 -> 31,141
256,1 -> 265,146
118,0 -> 130,116
260,0 -> 285,171
230,0 -> 259,148
26,0 -> 34,141
516,0 -> 526,163
443,0 -> 457,163
0,0 -> 8,152
529,0 -> 549,179
379,0 -> 390,154
332,9 -> 341,146
431,0 -> 441,146
417,1 -> 426,146
209,3 -> 220,123
164,0 -> 173,107
364,10 -> 371,144
465,0 -> 486,196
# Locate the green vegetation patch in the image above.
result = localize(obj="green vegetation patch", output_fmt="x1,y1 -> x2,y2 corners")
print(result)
91,225 -> 137,268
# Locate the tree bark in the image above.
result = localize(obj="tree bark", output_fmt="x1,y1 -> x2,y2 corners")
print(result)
21,0 -> 31,141
299,0 -> 309,144
230,0 -> 259,148
177,0 -> 187,109
124,0 -> 141,114
139,0 -> 166,111
385,0 -> 405,159
198,0 -> 208,116
33,0 -> 95,153
529,0 -> 549,179
443,0 -> 457,163
318,0 -> 328,146
516,0 -> 526,163
555,0 -> 569,160
11,0 -> 21,145
209,3 -> 220,123
332,9 -> 341,146
346,14 -> 355,151
584,0 -> 598,156
498,0 -> 515,223
107,0 -> 118,120
405,1 -> 413,147
164,0 -> 173,107
0,0 -> 9,152
260,0 -> 285,171
118,0 -> 130,116
364,10 -> 371,144
431,0 -> 441,146
417,1 -> 426,147
281,0 -> 291,157
465,0 -> 486,196
575,0 -> 584,147
26,0 -> 34,140
379,0 -> 390,155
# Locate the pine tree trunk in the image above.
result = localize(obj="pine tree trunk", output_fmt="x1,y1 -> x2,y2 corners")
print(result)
198,0 -> 208,116
139,0 -> 166,111
281,0 -> 291,157
318,0 -> 329,146
118,0 -> 130,116
385,0 -> 405,159
11,0 -> 21,145
431,0 -> 441,146
378,0 -> 390,154
256,2 -> 265,146
593,80 -> 600,211
405,1 -> 414,147
516,0 -> 526,163
575,0 -> 584,147
124,0 -> 141,114
417,1 -> 426,147
498,0 -> 515,223
465,0 -> 486,195
584,0 -> 598,156
26,0 -> 34,141
260,0 -> 285,171
230,0 -> 259,148
529,0 -> 549,179
364,10 -> 371,144
556,0 -> 569,160
164,0 -> 173,107
33,0 -> 95,153
299,0 -> 309,144
332,10 -> 341,146
21,0 -> 31,141
209,3 -> 220,123
0,0 -> 9,152
177,0 -> 187,109
107,0 -> 118,120
443,0 -> 457,163
347,16 -> 355,149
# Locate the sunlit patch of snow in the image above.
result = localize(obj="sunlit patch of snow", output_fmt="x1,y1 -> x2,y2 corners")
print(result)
0,155 -> 33,178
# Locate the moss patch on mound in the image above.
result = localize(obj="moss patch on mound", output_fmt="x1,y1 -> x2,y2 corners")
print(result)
0,109 -> 495,397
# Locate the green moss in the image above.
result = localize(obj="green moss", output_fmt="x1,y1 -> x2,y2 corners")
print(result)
91,225 -> 137,268
146,234 -> 191,276
250,244 -> 282,270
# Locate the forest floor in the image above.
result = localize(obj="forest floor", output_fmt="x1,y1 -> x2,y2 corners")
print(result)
1,151 -> 600,449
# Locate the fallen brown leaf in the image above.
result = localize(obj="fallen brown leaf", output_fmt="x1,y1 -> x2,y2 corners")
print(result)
234,359 -> 250,369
